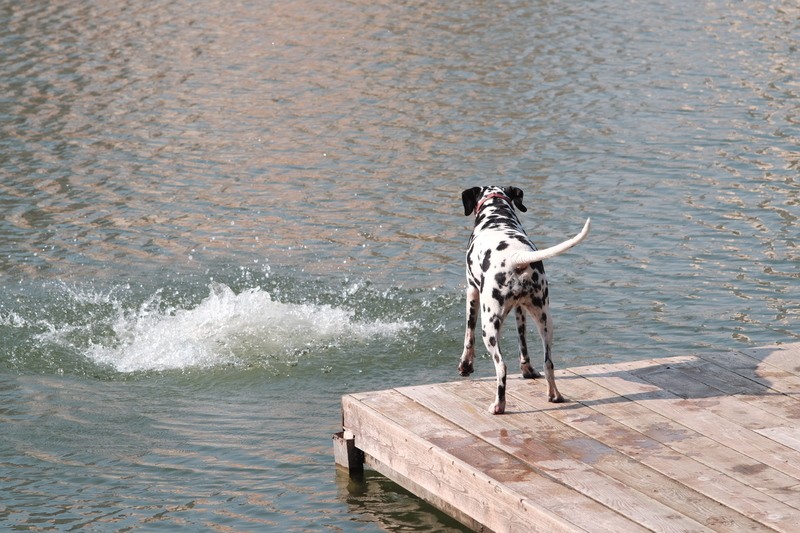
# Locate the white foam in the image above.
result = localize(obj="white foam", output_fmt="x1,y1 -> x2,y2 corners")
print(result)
37,283 -> 413,373
0,311 -> 27,328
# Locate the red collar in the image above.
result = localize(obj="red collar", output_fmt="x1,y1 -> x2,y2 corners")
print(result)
474,193 -> 511,215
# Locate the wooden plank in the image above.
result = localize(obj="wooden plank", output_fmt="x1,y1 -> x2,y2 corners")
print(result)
699,350 -> 800,397
756,427 -> 800,454
575,362 -> 800,487
553,369 -> 800,531
667,356 -> 769,395
458,379 -> 775,532
625,360 -> 800,433
343,389 -> 646,533
666,354 -> 800,421
625,358 -> 800,459
561,361 -> 800,511
400,382 -> 713,533
739,345 -> 800,377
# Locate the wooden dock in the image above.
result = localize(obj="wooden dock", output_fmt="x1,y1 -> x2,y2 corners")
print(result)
334,342 -> 800,532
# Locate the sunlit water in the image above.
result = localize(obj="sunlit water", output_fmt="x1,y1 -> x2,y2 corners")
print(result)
1,0 -> 798,530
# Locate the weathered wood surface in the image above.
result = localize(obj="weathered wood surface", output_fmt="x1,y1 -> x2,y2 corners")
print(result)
339,343 -> 800,532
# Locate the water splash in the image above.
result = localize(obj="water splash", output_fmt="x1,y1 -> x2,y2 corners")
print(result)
22,282 -> 413,374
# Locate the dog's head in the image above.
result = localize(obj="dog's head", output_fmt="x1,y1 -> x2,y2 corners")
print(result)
461,186 -> 527,216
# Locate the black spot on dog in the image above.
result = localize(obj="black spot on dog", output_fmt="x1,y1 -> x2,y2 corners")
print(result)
492,287 -> 504,306
512,234 -> 530,246
481,250 -> 492,272
489,336 -> 496,347
496,241 -> 509,251
494,272 -> 507,286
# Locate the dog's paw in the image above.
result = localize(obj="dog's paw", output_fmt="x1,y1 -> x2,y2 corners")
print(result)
457,360 -> 474,376
489,401 -> 506,415
521,362 -> 540,379
548,394 -> 565,403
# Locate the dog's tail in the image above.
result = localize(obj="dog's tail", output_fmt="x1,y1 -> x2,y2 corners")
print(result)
509,218 -> 591,267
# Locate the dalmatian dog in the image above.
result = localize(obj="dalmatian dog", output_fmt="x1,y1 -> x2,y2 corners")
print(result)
459,186 -> 591,414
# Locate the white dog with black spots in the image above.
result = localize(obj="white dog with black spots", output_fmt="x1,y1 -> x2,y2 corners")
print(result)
459,186 -> 590,414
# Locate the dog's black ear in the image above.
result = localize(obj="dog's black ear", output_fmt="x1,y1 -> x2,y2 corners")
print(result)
461,187 -> 483,216
504,186 -> 527,212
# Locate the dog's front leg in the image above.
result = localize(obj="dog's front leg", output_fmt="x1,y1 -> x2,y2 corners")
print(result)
458,286 -> 479,376
482,305 -> 507,414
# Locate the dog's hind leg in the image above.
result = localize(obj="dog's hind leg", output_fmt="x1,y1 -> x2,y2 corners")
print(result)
458,286 -> 479,376
531,306 -> 564,403
489,356 -> 508,415
516,306 -> 541,379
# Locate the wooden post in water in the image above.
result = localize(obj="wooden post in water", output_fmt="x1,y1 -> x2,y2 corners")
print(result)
332,430 -> 363,475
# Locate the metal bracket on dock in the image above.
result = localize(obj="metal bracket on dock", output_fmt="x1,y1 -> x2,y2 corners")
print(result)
332,430 -> 364,475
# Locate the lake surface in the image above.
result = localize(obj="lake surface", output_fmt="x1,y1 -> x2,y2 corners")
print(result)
1,0 -> 797,530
